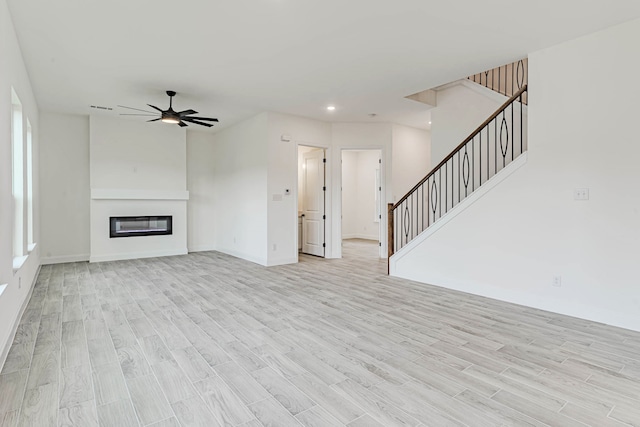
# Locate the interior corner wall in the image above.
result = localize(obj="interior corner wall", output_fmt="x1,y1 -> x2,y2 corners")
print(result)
430,83 -> 502,166
0,0 -> 41,366
391,124 -> 431,201
392,18 -> 640,332
39,112 -> 90,263
267,112 -> 331,266
212,113 -> 269,265
187,130 -> 216,252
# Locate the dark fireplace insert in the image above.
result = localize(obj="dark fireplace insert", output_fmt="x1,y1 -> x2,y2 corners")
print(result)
110,216 -> 172,238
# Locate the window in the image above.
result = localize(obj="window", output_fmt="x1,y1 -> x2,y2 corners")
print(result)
26,120 -> 34,250
11,88 -> 24,259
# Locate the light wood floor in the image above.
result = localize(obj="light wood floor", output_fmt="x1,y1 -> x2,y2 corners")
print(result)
2,239 -> 640,427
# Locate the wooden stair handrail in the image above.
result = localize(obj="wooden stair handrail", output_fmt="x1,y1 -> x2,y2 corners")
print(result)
392,85 -> 527,210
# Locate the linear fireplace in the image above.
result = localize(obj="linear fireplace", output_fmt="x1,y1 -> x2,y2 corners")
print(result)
110,216 -> 172,238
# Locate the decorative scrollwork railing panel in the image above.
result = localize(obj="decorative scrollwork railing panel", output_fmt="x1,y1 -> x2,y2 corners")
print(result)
389,85 -> 527,256
468,58 -> 528,105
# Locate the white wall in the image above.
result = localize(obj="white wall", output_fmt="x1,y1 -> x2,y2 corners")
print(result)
342,150 -> 381,240
212,113 -> 269,265
392,18 -> 640,332
210,117 -> 429,264
331,123 -> 393,258
267,112 -> 331,266
391,124 -> 431,201
0,0 -> 41,366
187,131 -> 216,252
40,113 -> 90,263
430,82 -> 503,165
90,116 -> 186,190
89,116 -> 188,262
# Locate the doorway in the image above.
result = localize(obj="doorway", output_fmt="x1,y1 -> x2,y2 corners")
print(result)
341,149 -> 383,258
297,145 -> 326,257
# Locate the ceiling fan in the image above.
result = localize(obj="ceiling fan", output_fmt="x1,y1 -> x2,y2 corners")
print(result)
119,90 -> 219,127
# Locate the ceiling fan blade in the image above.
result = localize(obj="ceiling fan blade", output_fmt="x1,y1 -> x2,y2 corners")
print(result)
179,121 -> 188,127
147,118 -> 162,122
120,114 -> 159,116
183,118 -> 213,127
177,109 -> 198,116
118,105 -> 158,114
184,116 -> 219,122
147,104 -> 164,112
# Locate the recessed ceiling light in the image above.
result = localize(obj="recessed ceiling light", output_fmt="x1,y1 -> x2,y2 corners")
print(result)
428,121 -> 432,125
327,106 -> 336,111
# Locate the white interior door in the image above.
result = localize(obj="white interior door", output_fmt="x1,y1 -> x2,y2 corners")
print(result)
302,149 -> 325,256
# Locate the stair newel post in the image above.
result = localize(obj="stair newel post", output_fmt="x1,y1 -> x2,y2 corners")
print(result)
387,203 -> 395,274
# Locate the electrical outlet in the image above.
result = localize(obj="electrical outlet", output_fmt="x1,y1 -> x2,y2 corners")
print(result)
574,188 -> 589,200
272,244 -> 277,251
552,276 -> 562,287
18,277 -> 21,289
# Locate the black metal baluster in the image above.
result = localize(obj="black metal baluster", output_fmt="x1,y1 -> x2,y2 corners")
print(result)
438,169 -> 442,218
420,184 -> 423,233
427,178 -> 431,227
445,162 -> 448,213
398,205 -> 401,250
451,157 -> 454,210
486,125 -> 489,182
458,151 -> 460,203
520,92 -> 523,153
494,117 -> 497,175
410,194 -> 413,240
512,63 -> 515,96
393,207 -> 396,252
479,135 -> 481,186
511,103 -> 514,161
417,190 -> 420,236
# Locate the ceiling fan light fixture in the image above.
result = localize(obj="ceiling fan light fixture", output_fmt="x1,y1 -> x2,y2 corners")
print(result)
120,91 -> 218,127
161,115 -> 180,124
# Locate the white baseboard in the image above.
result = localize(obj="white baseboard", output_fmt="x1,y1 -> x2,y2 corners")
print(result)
41,254 -> 90,265
0,265 -> 40,373
214,247 -> 268,267
188,244 -> 216,253
267,257 -> 298,267
342,234 -> 378,241
90,248 -> 188,263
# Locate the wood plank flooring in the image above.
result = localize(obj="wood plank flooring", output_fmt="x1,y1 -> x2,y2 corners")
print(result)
2,239 -> 640,426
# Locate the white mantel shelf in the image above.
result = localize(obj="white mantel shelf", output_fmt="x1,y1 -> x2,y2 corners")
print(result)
91,189 -> 189,201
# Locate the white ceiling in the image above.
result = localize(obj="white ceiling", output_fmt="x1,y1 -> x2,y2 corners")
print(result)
7,0 -> 640,132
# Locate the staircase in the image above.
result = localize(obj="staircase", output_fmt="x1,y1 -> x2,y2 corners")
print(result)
388,59 -> 528,266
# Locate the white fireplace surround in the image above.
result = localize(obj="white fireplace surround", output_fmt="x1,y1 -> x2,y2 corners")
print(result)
91,189 -> 189,200
89,189 -> 189,263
